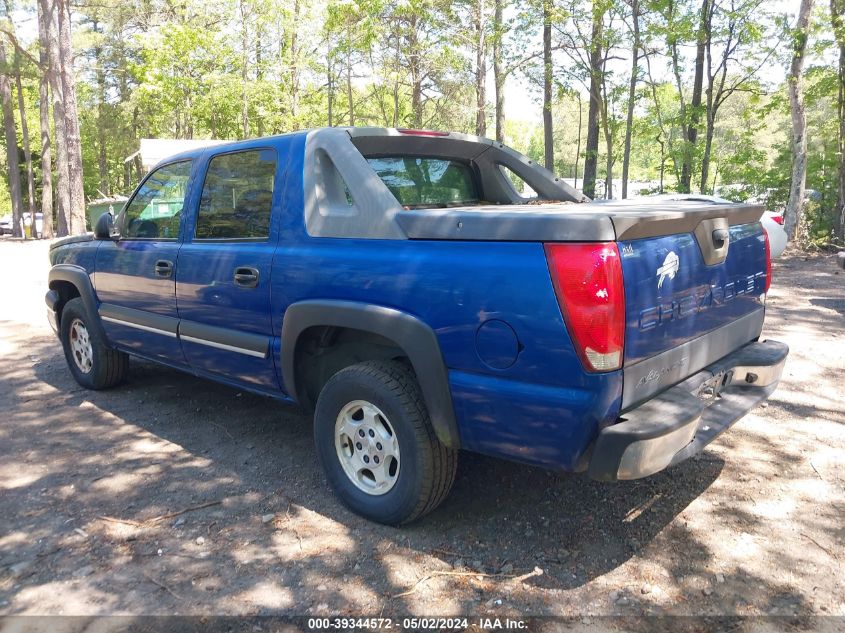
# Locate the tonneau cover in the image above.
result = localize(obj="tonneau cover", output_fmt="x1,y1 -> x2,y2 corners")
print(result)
396,198 -> 765,242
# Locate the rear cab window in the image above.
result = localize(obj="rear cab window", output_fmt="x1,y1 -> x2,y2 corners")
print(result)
366,157 -> 479,209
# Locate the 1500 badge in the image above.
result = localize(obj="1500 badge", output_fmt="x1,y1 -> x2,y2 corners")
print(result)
639,271 -> 767,331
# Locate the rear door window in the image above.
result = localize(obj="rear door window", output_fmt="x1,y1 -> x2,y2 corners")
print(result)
195,149 -> 277,239
366,157 -> 478,208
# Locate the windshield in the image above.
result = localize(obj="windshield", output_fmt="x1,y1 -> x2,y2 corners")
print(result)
366,157 -> 478,208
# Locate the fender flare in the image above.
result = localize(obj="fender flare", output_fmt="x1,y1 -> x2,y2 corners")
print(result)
281,300 -> 460,448
48,264 -> 108,343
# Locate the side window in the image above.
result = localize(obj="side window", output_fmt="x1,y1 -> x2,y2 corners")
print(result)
121,160 -> 192,239
499,165 -> 538,199
195,149 -> 277,239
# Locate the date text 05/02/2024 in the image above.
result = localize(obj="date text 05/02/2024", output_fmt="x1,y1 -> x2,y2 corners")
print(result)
306,617 -> 528,630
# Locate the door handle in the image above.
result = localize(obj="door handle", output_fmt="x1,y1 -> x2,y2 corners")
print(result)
155,259 -> 173,278
712,228 -> 729,248
233,266 -> 259,288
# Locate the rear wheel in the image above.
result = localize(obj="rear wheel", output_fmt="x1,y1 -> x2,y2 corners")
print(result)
314,360 -> 457,525
60,297 -> 128,390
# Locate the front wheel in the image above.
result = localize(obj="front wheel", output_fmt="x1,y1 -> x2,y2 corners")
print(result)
60,297 -> 128,390
314,360 -> 457,525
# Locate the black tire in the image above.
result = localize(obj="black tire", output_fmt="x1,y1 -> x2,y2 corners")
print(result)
314,360 -> 457,525
60,297 -> 128,390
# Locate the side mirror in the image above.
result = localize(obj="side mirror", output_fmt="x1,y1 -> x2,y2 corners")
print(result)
94,212 -> 118,240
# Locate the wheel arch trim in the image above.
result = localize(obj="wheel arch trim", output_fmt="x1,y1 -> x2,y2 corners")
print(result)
48,264 -> 108,343
281,299 -> 460,448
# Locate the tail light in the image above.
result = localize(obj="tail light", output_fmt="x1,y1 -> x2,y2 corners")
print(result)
771,214 -> 784,225
763,229 -> 772,293
544,242 -> 625,372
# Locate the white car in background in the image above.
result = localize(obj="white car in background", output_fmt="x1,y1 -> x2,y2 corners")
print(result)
708,190 -> 788,258
631,193 -> 789,258
0,213 -> 44,237
761,211 -> 787,258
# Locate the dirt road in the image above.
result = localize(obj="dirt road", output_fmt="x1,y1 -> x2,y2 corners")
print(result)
0,238 -> 842,618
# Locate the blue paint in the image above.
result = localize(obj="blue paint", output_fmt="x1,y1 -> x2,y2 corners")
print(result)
47,131 -> 768,472
620,223 -> 766,365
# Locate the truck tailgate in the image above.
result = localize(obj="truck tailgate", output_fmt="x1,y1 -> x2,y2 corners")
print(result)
618,221 -> 769,409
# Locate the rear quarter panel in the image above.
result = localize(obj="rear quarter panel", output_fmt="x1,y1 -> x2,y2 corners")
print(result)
273,140 -> 622,470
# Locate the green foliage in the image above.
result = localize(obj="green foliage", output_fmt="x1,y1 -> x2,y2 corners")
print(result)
0,0 -> 840,243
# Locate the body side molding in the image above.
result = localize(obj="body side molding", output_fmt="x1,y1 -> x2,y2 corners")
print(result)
99,303 -> 179,337
179,320 -> 269,358
281,300 -> 460,448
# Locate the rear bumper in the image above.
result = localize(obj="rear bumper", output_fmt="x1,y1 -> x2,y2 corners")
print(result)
588,339 -> 788,481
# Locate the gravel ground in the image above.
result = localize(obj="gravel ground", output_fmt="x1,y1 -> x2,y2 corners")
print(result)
0,238 -> 842,620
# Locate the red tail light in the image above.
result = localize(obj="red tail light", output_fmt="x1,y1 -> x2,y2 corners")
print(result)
544,242 -> 625,372
772,214 -> 784,225
763,229 -> 772,293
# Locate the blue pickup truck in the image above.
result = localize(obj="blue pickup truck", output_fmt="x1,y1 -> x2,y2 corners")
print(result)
46,128 -> 788,524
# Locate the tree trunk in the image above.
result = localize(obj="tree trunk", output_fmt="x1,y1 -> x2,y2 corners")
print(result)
832,0 -> 845,240
393,37 -> 400,127
38,0 -> 54,239
240,0 -> 249,138
621,0 -> 639,199
582,4 -> 604,199
286,0 -> 300,124
574,97 -> 581,188
542,0 -> 553,170
474,0 -> 487,137
784,0 -> 814,242
680,0 -> 709,194
409,17 -> 423,128
492,0 -> 504,142
256,27 -> 265,137
346,25 -> 354,127
3,4 -> 37,238
601,98 -> 613,199
699,0 -> 719,193
658,135 -> 666,193
327,52 -> 334,127
646,50 -> 678,185
600,54 -> 613,198
57,0 -> 86,234
39,76 -> 54,239
93,21 -> 109,196
15,63 -> 37,235
0,43 -> 24,238
700,113 -> 715,194
41,0 -> 69,236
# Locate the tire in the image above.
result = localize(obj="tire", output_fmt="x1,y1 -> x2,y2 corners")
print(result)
60,297 -> 128,390
314,360 -> 457,525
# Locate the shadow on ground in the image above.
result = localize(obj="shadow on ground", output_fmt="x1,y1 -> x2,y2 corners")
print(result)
1,333 -> 818,618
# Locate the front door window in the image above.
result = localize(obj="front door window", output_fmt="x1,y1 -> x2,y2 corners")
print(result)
121,160 -> 192,240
